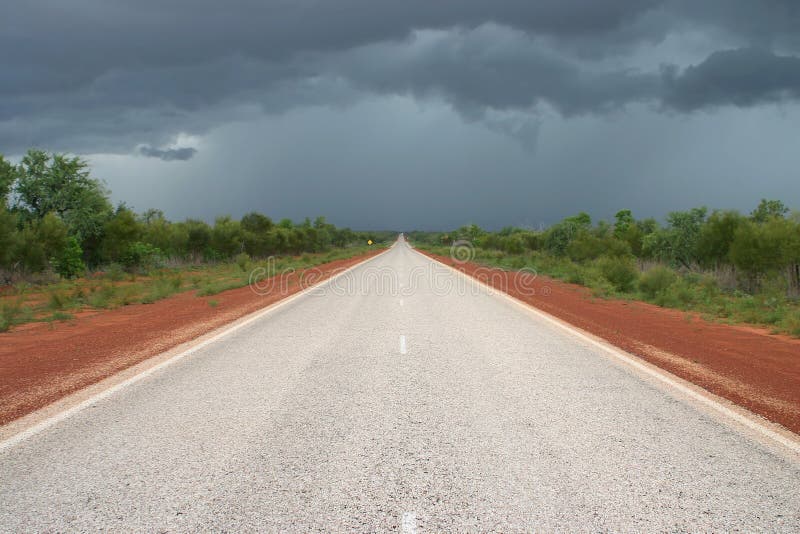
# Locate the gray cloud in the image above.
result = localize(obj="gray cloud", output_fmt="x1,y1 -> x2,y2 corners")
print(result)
138,146 -> 197,161
663,48 -> 800,111
1,1 -> 800,157
333,25 -> 660,117
4,1 -> 800,228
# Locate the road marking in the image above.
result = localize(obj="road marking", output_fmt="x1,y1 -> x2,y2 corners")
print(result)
417,248 -> 800,457
399,298 -> 404,307
0,247 -> 394,452
399,335 -> 407,355
401,512 -> 417,533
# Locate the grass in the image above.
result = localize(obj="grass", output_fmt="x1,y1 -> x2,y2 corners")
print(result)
416,243 -> 800,338
0,245 -> 378,332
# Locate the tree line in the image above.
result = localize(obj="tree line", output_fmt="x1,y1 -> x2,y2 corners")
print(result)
410,199 -> 800,298
1,150 -> 386,280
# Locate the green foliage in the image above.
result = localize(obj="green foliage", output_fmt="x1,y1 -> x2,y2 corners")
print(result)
182,219 -> 212,257
104,263 -> 127,282
415,201 -> 800,336
613,209 -> 634,239
13,149 -> 112,261
567,231 -> 630,262
730,218 -> 800,288
544,212 -> 592,256
0,155 -> 15,206
0,298 -> 28,332
695,210 -> 744,268
638,266 -> 677,299
54,237 -> 86,279
102,206 -> 141,262
122,242 -> 163,270
642,207 -> 707,267
750,198 -> 788,223
235,252 -> 251,272
0,206 -> 16,269
211,216 -> 244,257
596,256 -> 639,292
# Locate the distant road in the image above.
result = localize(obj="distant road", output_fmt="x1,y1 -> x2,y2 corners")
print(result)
1,239 -> 798,531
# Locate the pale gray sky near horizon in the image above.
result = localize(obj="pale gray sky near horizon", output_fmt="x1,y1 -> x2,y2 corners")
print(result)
3,1 -> 800,230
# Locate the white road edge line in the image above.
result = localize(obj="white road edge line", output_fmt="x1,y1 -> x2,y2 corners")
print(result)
0,246 -> 394,453
415,248 -> 800,457
401,512 -> 417,534
399,335 -> 407,355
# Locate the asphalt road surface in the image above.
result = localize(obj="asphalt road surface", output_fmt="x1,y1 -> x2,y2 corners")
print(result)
1,239 -> 799,531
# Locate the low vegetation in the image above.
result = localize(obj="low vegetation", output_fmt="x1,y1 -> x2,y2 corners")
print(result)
410,200 -> 800,337
0,149 -> 390,331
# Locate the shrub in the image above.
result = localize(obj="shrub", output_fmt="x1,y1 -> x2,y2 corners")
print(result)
638,266 -> 677,299
54,237 -> 85,279
0,298 -> 25,332
235,252 -> 251,272
652,279 -> 698,309
47,290 -> 69,310
597,256 -> 639,292
105,263 -> 126,281
122,242 -> 163,270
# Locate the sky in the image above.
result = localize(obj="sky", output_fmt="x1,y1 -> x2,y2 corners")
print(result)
2,0 -> 800,230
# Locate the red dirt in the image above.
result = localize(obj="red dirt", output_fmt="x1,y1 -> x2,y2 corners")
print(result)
0,251 -> 382,425
424,252 -> 800,435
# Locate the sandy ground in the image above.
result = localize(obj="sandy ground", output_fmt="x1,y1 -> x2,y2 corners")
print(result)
0,251 -> 382,425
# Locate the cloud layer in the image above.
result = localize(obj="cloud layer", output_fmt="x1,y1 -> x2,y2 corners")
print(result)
3,1 -> 800,227
2,1 -> 799,155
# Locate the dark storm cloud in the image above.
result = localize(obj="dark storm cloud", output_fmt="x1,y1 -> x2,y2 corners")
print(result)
333,25 -> 659,117
138,145 -> 197,161
663,48 -> 800,111
1,0 -> 800,156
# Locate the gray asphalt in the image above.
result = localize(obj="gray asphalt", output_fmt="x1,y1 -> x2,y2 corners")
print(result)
1,238 -> 799,532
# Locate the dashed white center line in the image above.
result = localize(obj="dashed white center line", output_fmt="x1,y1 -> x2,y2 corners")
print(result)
401,512 -> 417,533
399,298 -> 404,307
399,335 -> 407,355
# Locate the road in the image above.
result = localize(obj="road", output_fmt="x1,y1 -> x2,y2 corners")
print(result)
1,238 -> 799,531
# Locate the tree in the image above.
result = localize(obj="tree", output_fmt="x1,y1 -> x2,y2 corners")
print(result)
13,149 -> 112,264
643,207 -> 707,268
730,218 -> 798,292
613,209 -> 634,239
0,206 -> 16,270
751,199 -> 788,223
0,155 -> 15,207
182,219 -> 212,258
544,213 -> 592,256
36,212 -> 69,261
241,212 -> 274,234
54,237 -> 85,278
211,216 -> 244,257
695,210 -> 744,268
102,205 -> 142,262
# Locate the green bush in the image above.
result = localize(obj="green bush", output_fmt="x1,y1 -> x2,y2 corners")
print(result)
54,237 -> 85,279
122,241 -> 162,270
596,256 -> 639,292
652,279 -> 698,309
638,266 -> 677,299
0,298 -> 26,332
235,252 -> 251,272
105,263 -> 126,281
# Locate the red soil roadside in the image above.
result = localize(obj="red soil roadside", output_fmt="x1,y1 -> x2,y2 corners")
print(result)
424,251 -> 800,435
0,251 -> 382,426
